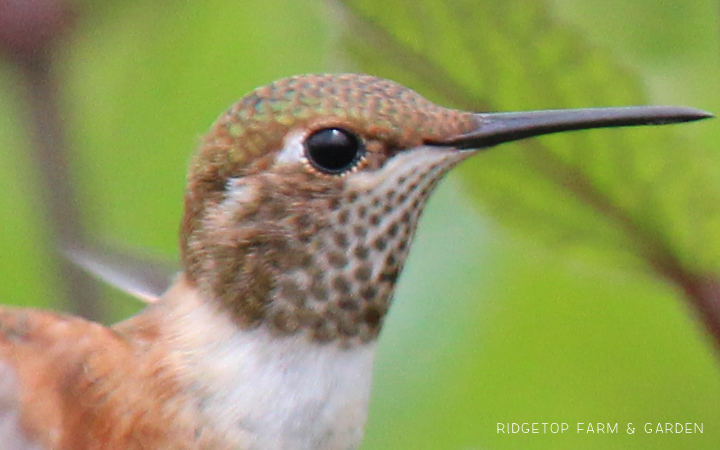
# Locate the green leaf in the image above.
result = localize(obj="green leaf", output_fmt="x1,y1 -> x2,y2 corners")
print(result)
336,0 -> 719,277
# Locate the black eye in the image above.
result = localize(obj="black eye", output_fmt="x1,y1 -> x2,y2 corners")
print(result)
305,128 -> 364,174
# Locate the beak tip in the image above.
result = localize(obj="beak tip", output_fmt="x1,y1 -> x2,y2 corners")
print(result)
695,109 -> 714,120
667,106 -> 714,122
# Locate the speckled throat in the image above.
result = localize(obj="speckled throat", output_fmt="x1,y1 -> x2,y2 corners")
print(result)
180,74 -> 479,346
189,147 -> 469,346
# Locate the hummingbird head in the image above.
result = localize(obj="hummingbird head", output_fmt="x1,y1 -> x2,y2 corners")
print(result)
180,73 -> 710,346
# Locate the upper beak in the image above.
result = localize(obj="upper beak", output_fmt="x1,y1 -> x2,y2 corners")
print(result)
434,106 -> 713,149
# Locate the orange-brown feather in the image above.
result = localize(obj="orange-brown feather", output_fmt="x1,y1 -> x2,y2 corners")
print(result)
0,308 -> 232,450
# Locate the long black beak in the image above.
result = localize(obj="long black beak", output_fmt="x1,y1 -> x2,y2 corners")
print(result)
437,106 -> 712,149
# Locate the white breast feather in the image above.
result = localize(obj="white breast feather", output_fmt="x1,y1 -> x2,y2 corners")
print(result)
166,294 -> 377,450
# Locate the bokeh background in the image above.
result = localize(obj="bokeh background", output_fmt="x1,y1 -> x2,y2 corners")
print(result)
1,0 -> 719,449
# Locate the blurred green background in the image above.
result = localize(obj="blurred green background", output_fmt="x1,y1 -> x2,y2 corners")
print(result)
1,0 -> 719,449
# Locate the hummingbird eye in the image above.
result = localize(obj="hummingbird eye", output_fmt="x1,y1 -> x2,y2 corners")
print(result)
304,128 -> 364,174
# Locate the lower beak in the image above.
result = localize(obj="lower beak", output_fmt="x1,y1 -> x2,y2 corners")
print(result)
434,106 -> 712,149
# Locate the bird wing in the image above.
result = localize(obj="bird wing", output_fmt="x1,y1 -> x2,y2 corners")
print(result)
0,308 -> 76,450
63,241 -> 179,304
0,353 -> 46,450
0,307 -> 209,450
0,308 -> 116,450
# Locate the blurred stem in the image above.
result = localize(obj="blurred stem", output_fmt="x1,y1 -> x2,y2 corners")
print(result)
683,277 -> 720,351
653,259 -> 720,351
16,54 -> 104,320
525,141 -> 720,353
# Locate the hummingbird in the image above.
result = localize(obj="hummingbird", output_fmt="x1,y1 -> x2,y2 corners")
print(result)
0,74 -> 710,450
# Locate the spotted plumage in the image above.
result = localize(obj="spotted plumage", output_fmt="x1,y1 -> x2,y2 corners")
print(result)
0,73 -> 710,450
